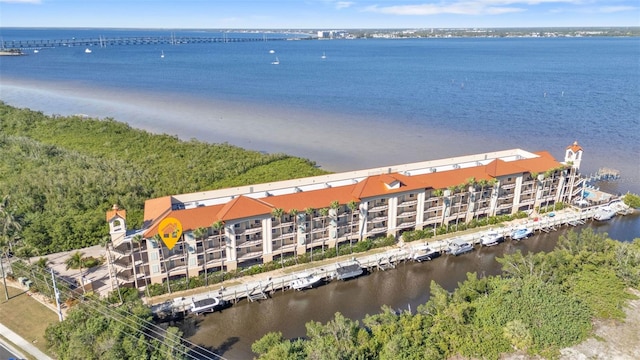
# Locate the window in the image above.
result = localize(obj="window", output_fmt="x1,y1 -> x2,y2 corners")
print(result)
234,223 -> 240,228
150,252 -> 158,261
152,265 -> 160,274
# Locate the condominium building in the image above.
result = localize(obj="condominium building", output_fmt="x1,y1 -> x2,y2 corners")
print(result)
106,143 -> 584,289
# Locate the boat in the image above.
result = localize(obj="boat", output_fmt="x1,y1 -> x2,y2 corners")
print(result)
412,244 -> 440,262
271,56 -> 279,65
290,273 -> 323,290
33,49 -> 39,54
594,206 -> 616,221
480,230 -> 503,247
161,50 -> 165,58
335,262 -> 363,280
321,52 -> 326,59
85,48 -> 92,54
511,226 -> 533,240
190,296 -> 228,315
269,49 -> 275,54
447,239 -> 474,256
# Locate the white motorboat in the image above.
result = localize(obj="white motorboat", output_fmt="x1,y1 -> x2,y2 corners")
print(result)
480,230 -> 503,246
85,48 -> 92,53
511,226 -> 533,240
447,239 -> 474,256
290,273 -> 323,290
594,206 -> 616,221
412,245 -> 440,262
190,296 -> 228,315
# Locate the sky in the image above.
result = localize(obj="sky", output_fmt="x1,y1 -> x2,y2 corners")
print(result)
0,0 -> 638,29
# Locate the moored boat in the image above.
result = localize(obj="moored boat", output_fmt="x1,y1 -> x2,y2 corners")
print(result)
447,239 -> 474,256
480,230 -> 503,247
335,262 -> 364,280
412,244 -> 441,262
290,273 -> 323,290
190,296 -> 228,315
511,225 -> 533,240
594,206 -> 616,221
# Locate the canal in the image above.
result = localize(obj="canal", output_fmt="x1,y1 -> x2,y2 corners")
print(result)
183,213 -> 640,359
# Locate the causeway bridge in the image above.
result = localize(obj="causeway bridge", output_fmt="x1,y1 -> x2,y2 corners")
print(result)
1,35 -> 293,50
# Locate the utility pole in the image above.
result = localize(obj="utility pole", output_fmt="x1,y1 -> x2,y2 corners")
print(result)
51,268 -> 63,322
0,256 -> 8,301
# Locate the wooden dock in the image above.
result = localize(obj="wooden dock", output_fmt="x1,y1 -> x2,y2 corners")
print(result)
149,201 -> 631,318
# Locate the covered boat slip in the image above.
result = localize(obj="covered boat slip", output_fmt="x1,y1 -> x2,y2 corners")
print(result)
335,262 -> 365,280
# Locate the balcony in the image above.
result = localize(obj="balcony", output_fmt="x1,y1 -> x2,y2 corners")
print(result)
236,226 -> 263,235
368,216 -> 387,223
368,204 -> 389,212
397,221 -> 416,229
272,232 -> 295,241
367,227 -> 387,236
398,199 -> 417,207
397,210 -> 416,219
236,238 -> 263,249
501,183 -> 516,190
272,242 -> 297,253
113,256 -> 132,269
237,251 -> 263,261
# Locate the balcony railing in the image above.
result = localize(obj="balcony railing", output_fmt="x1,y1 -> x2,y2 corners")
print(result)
236,238 -> 263,249
237,226 -> 263,235
368,216 -> 387,223
367,227 -> 387,236
501,183 -> 516,190
397,210 -> 416,219
237,251 -> 263,261
368,204 -> 389,212
272,232 -> 295,241
398,199 -> 417,207
397,221 -> 416,229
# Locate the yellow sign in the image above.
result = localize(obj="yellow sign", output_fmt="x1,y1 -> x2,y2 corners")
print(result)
158,217 -> 183,250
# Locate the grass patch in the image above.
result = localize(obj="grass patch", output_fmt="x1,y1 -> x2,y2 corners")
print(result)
0,283 -> 58,357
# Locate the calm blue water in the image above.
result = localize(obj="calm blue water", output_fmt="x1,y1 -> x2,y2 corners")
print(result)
1,28 -> 639,196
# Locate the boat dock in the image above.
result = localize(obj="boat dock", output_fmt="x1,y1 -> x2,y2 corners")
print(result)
149,201 -> 633,319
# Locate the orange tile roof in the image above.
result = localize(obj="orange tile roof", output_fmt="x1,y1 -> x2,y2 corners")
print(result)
517,151 -> 563,173
566,141 -> 583,153
268,185 -> 360,211
143,204 -> 227,238
140,150 -> 566,236
105,205 -> 127,222
216,195 -> 274,221
484,159 -> 528,178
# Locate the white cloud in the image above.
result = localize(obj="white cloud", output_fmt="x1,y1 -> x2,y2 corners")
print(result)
596,5 -> 637,13
336,1 -> 355,9
363,0 -> 597,16
0,0 -> 41,3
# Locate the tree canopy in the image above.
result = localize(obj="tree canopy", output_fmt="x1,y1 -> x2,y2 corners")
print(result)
253,229 -> 640,359
0,102 -> 327,253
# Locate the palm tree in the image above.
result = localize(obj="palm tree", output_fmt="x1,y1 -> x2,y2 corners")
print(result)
347,200 -> 358,253
329,200 -> 340,256
193,227 -> 209,286
289,209 -> 299,263
319,208 -> 329,255
65,251 -> 85,295
16,244 -> 38,265
0,236 -> 10,301
304,207 -> 315,261
211,221 -> 225,281
0,195 -> 21,254
100,235 -> 122,303
271,208 -> 285,267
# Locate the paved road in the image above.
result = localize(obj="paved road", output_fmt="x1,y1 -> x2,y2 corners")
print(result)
0,340 -> 25,360
0,323 -> 52,360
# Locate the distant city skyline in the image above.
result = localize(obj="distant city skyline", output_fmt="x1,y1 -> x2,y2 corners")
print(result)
0,0 -> 638,29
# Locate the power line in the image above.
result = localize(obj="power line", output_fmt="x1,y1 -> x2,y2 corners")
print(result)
19,263 -> 228,360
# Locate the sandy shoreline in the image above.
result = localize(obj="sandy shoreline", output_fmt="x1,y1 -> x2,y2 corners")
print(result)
0,77 -> 511,173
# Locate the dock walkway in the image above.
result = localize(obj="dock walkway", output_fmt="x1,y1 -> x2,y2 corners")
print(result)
149,203 -> 629,317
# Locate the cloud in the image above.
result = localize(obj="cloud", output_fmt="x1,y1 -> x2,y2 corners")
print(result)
363,0 -> 596,16
336,1 -> 355,9
596,5 -> 637,13
0,0 -> 41,3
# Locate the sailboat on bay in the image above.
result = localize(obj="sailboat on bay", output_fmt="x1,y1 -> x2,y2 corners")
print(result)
161,50 -> 165,58
321,52 -> 326,59
271,56 -> 279,65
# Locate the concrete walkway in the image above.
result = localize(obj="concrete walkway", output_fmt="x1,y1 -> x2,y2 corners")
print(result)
0,322 -> 53,360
